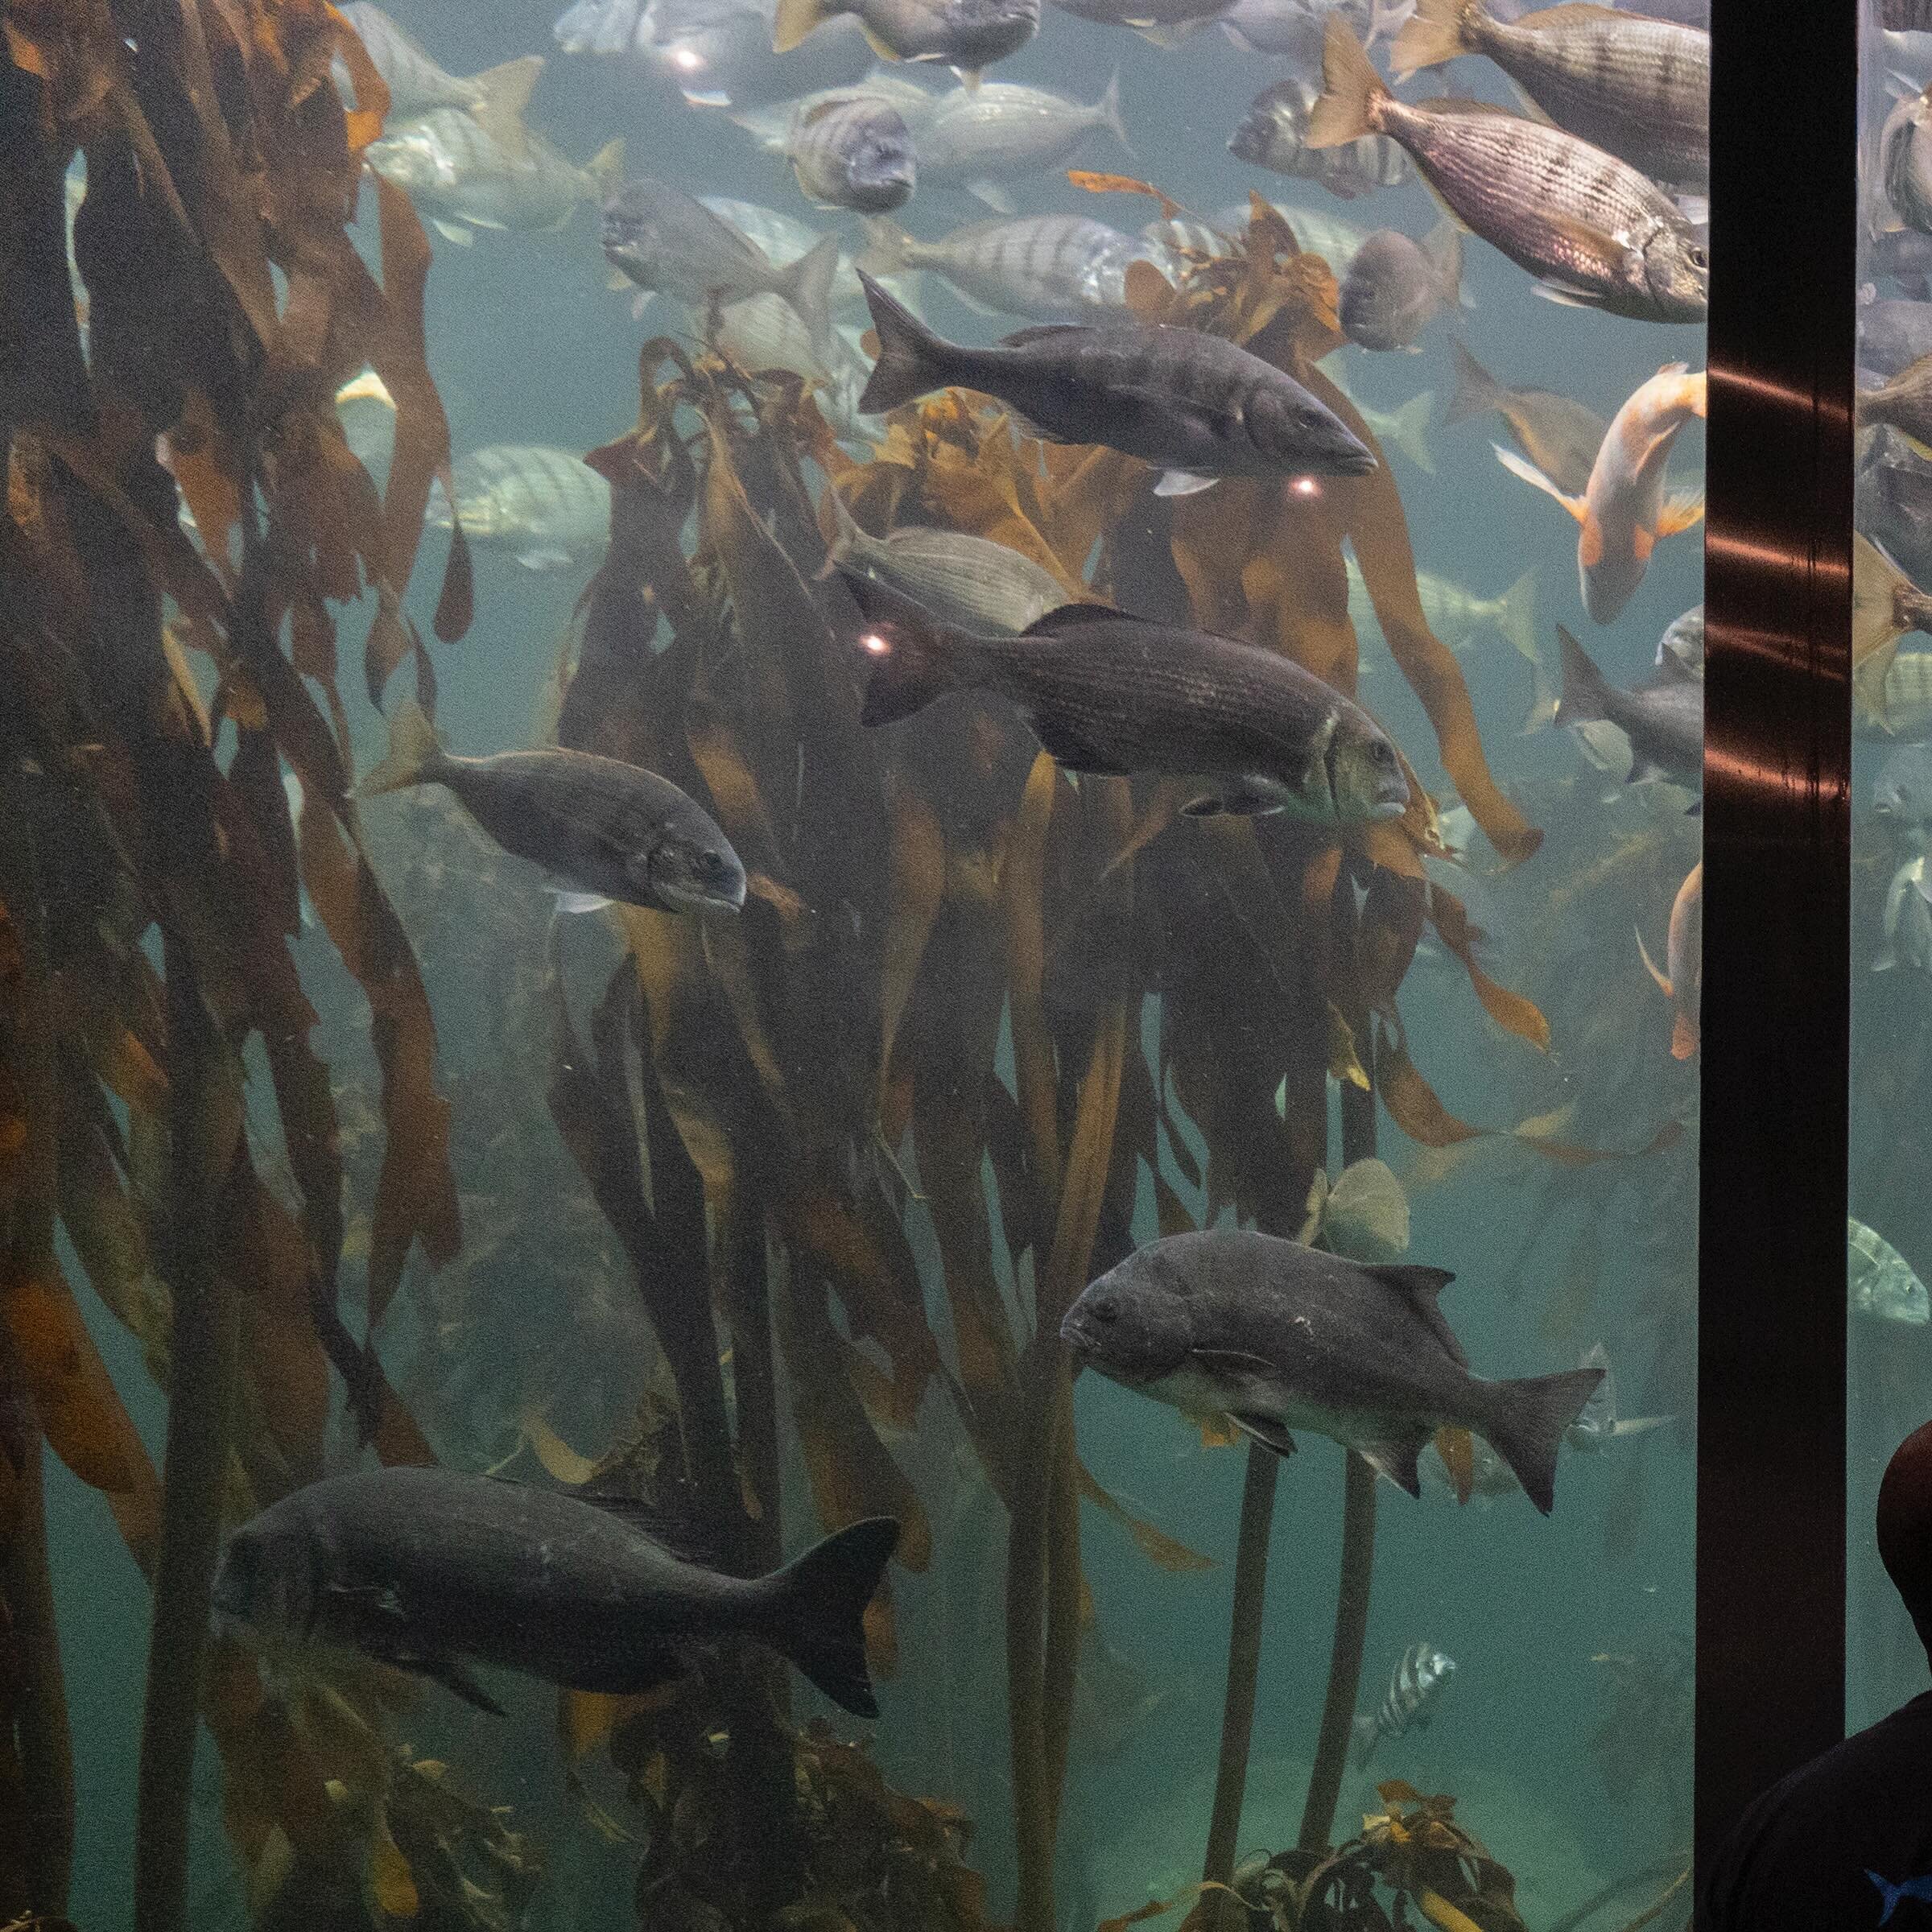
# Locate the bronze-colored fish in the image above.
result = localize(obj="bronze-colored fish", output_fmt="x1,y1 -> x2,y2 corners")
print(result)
1445,340 -> 1608,498
1862,356 -> 1932,461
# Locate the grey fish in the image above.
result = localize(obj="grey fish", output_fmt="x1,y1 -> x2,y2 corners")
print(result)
785,95 -> 917,209
774,0 -> 1038,73
733,72 -> 939,151
366,111 -> 624,239
429,444 -> 612,571
1229,73 -> 1409,198
1554,625 -> 1702,791
859,214 -> 1160,320
1393,0 -> 1709,192
843,574 -> 1410,822
1060,1229 -> 1602,1513
1655,603 -> 1703,675
1046,0 -> 1239,43
1860,648 -> 1932,741
572,0 -> 876,107
1849,1216 -> 1932,1324
1340,221 -> 1463,351
826,494 -> 1075,632
914,73 -> 1128,195
1860,297 -> 1932,379
1346,558 -> 1537,665
554,0 -> 650,56
1883,85 -> 1932,236
1350,1643 -> 1456,1766
359,700 -> 747,916
211,1466 -> 898,1715
856,271 -> 1375,493
337,4 -> 544,132
1862,354 -> 1932,457
1309,20 -> 1707,320
1444,340 -> 1607,498
1565,1343 -> 1670,1452
1876,741 -> 1932,834
1878,854 -> 1932,973
602,178 -> 840,360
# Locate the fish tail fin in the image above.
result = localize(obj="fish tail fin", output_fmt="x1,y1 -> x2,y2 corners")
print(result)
1443,339 -> 1502,426
584,137 -> 627,196
1348,1713 -> 1380,1767
357,696 -> 446,797
1423,217 -> 1464,308
1869,1873 -> 1904,1926
772,0 -> 832,53
1391,0 -> 1472,77
1657,483 -> 1705,538
1492,443 -> 1585,522
1484,1366 -> 1603,1515
857,270 -> 953,415
1856,535 -> 1913,671
856,214 -> 916,278
1385,390 -> 1436,473
469,53 -> 546,151
334,368 -> 396,411
819,488 -> 863,577
764,1517 -> 899,1716
840,567 -> 976,724
780,230 -> 842,365
1496,568 -> 1537,663
1099,67 -> 1131,154
1554,625 -> 1614,733
1307,19 -> 1389,150
1635,923 -> 1674,1000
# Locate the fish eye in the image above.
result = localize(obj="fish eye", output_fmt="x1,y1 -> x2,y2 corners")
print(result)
1091,1295 -> 1119,1324
1687,244 -> 1707,270
696,848 -> 732,878
1369,740 -> 1397,767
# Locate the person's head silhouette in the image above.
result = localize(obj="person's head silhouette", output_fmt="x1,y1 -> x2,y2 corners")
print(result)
1879,1418 -> 1932,1666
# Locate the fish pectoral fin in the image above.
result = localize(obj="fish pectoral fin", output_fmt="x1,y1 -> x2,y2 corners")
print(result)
1154,469 -> 1219,497
1530,279 -> 1604,312
1181,794 -> 1225,817
425,1657 -> 509,1717
1491,444 -> 1584,522
1184,784 -> 1282,818
964,179 -> 1018,215
1191,1348 -> 1278,1377
1657,485 -> 1706,537
1225,1412 -> 1297,1457
1029,714 -> 1130,776
430,218 -> 477,246
551,889 -> 616,914
1356,1430 -> 1430,1497
517,547 -> 576,570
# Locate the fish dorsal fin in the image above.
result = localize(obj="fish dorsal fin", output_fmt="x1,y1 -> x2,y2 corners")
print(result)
1356,1429 -> 1430,1496
1000,322 -> 1094,350
1022,602 -> 1150,638
1227,1412 -> 1297,1457
1364,1265 -> 1468,1367
1516,2 -> 1629,26
799,97 -> 844,127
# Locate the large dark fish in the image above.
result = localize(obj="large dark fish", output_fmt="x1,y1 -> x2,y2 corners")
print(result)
1554,625 -> 1703,791
211,1467 -> 899,1716
1061,1229 -> 1602,1513
843,573 -> 1410,823
855,271 -> 1375,494
359,699 -> 747,915
1307,19 -> 1707,321
1444,341 -> 1608,498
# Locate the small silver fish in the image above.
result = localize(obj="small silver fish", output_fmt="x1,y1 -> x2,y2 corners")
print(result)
366,111 -> 624,240
430,445 -> 612,572
914,72 -> 1129,200
1878,853 -> 1932,974
784,95 -> 917,209
1350,1643 -> 1456,1765
1850,1217 -> 1931,1326
859,213 -> 1160,319
1347,558 -> 1537,666
1228,72 -> 1409,197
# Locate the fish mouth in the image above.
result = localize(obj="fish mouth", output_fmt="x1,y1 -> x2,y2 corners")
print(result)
1323,444 -> 1381,479
1227,117 -> 1274,167
657,876 -> 747,915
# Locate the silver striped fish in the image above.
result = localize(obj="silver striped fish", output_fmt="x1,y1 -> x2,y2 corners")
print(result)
366,110 -> 623,238
336,5 -> 543,133
784,96 -> 917,209
1350,1642 -> 1456,1766
914,72 -> 1129,187
1308,20 -> 1707,320
858,213 -> 1165,319
430,446 -> 611,572
1229,73 -> 1409,197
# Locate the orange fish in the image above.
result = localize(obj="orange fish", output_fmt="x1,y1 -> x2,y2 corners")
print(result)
1497,363 -> 1705,624
1636,859 -> 1702,1059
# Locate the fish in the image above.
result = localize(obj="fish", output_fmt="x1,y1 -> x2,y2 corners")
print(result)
1307,21 -> 1707,321
1346,559 -> 1538,671
1225,200 -> 1373,276
1496,364 -> 1704,623
773,0 -> 1039,73
1216,0 -> 1394,60
337,4 -> 544,138
1060,1228 -> 1603,1513
700,291 -> 868,391
1444,341 -> 1608,499
782,95 -> 917,209
1874,741 -> 1932,839
696,194 -> 887,317
1864,451 -> 1932,588
211,1466 -> 899,1716
572,0 -> 877,107
1228,74 -> 1409,198
1554,626 -> 1702,794
1635,857 -> 1702,1059
1338,221 -> 1464,352
858,213 -> 1161,320
1860,649 -> 1932,741
1392,0 -> 1710,192
732,72 -> 939,152
841,574 -> 1410,822
1565,1343 -> 1670,1452
1855,537 -> 1932,717
1298,1157 -> 1410,1264
824,492 -> 1077,633
1046,0 -> 1241,46
1878,853 -> 1932,973
358,700 -> 748,916
366,111 -> 624,241
1353,391 -> 1437,473
1882,85 -> 1932,236
1860,296 -> 1932,379
601,179 -> 840,360
1656,602 -> 1703,675
553,0 -> 650,56
428,444 -> 612,571
1862,355 -> 1932,460
855,271 -> 1375,493
912,74 -> 1129,207
1849,1218 -> 1932,1325
1871,1872 -> 1932,1925
1350,1643 -> 1455,1765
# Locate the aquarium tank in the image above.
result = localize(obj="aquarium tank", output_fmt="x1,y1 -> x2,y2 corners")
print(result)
0,0 -> 1723,1926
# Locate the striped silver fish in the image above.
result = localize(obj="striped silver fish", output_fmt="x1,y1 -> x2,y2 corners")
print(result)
1228,74 -> 1409,198
784,96 -> 917,209
365,111 -> 623,238
336,4 -> 543,130
1231,200 -> 1373,275
429,446 -> 611,571
731,72 -> 939,151
1347,557 -> 1537,666
1350,1642 -> 1456,1766
1392,0 -> 1709,192
858,213 -> 1164,319
1308,20 -> 1706,320
914,73 -> 1128,192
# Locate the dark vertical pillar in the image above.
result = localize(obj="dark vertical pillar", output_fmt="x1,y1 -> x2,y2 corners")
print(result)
1696,0 -> 1855,1875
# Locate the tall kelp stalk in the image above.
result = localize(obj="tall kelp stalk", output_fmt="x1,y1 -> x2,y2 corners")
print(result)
2,0 -> 475,1918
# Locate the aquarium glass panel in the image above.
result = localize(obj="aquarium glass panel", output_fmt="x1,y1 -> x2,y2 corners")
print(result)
4,0 -> 1702,1925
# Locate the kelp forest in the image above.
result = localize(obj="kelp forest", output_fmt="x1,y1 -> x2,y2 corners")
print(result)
0,6 -> 1701,1931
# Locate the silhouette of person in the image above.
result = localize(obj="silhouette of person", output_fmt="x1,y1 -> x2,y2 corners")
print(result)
1699,1418 -> 1932,1928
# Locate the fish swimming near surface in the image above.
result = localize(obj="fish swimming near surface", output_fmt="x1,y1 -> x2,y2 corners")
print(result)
428,444 -> 612,571
1228,73 -> 1410,197
859,213 -> 1161,320
855,270 -> 1375,494
782,94 -> 918,209
1339,221 -> 1465,351
1554,626 -> 1703,793
913,73 -> 1129,208
358,700 -> 748,916
1060,1228 -> 1604,1512
1497,364 -> 1705,623
1391,0 -> 1710,192
1307,20 -> 1708,321
366,111 -> 625,242
1635,858 -> 1702,1059
1877,853 -> 1932,974
773,0 -> 1038,73
1849,1219 -> 1932,1327
841,572 -> 1411,823
1350,1642 -> 1455,1765
337,3 -> 544,134
1444,341 -> 1607,499
211,1467 -> 899,1716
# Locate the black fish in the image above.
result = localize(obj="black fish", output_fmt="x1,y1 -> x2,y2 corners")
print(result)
212,1467 -> 900,1716
1554,625 -> 1703,792
1060,1228 -> 1601,1513
842,572 -> 1410,824
855,270 -> 1375,496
